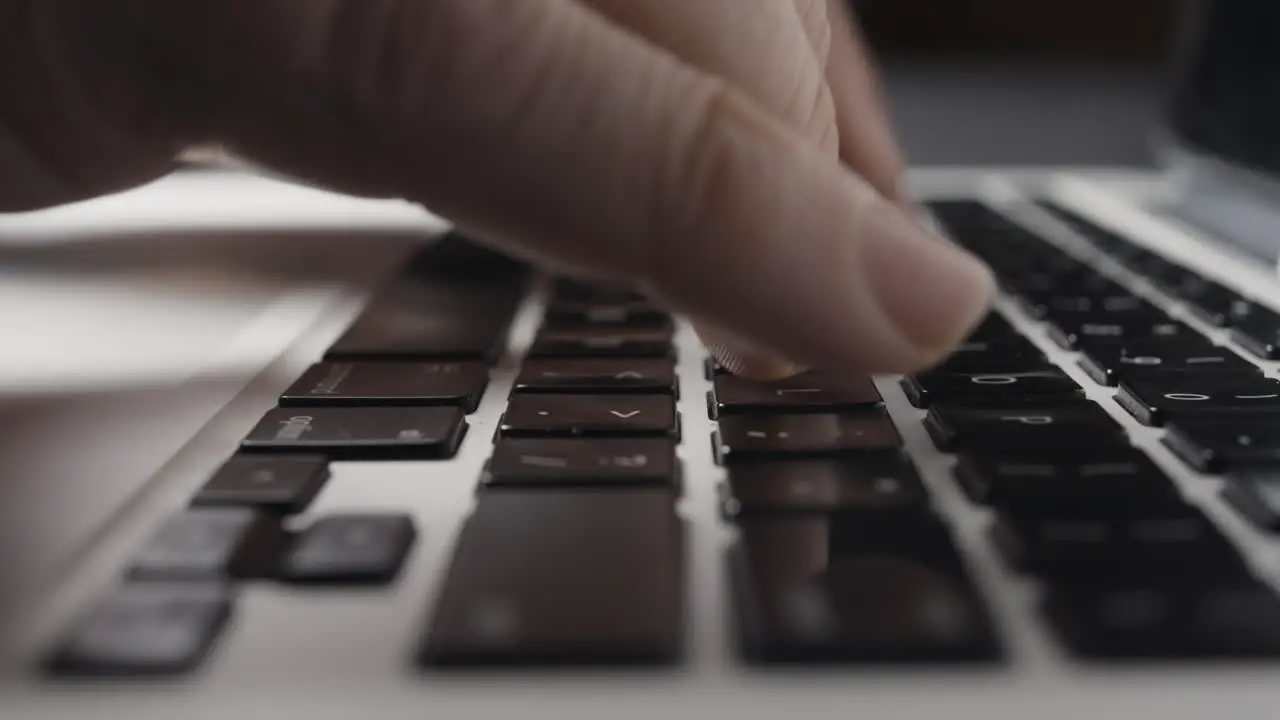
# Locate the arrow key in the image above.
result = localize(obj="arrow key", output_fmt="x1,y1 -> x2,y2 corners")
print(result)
500,394 -> 679,439
515,358 -> 676,395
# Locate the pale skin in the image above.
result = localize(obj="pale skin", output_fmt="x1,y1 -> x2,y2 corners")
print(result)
1,0 -> 996,379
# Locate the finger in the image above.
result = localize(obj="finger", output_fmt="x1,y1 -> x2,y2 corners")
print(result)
585,0 -> 836,378
824,0 -> 911,206
121,0 -> 996,374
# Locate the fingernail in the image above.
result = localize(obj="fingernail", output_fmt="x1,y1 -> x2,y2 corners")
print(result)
860,201 -> 996,359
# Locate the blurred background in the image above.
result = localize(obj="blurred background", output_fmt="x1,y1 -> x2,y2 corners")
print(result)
852,0 -> 1179,167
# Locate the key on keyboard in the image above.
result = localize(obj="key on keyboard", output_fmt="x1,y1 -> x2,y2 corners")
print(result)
1222,466 -> 1280,531
714,412 -> 902,462
241,407 -> 468,460
191,455 -> 330,514
420,490 -> 683,666
925,402 -> 1128,454
1078,339 -> 1257,387
280,361 -> 490,413
1048,316 -> 1192,351
709,373 -> 882,417
542,301 -> 671,330
902,368 -> 1082,409
1117,376 -> 1280,426
327,282 -> 521,362
528,328 -> 674,359
499,394 -> 679,439
729,515 -> 1002,663
484,438 -> 677,489
514,358 -> 677,395
1163,413 -> 1280,472
281,514 -> 417,585
1231,306 -> 1280,359
129,508 -> 286,581
1043,578 -> 1280,659
721,457 -> 928,518
48,583 -> 235,677
991,504 -> 1245,579
953,451 -> 1181,511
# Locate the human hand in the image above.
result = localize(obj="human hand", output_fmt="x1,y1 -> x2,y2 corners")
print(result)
1,0 -> 995,378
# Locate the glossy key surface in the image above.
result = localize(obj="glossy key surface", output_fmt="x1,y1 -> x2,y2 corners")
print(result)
715,412 -> 902,462
500,394 -> 678,439
241,407 -> 467,460
710,373 -> 882,416
420,490 -> 683,666
47,583 -> 235,677
280,361 -> 490,412
722,457 -> 928,517
485,438 -> 677,488
729,515 -> 1002,663
129,508 -> 285,581
281,514 -> 417,585
191,455 -> 330,514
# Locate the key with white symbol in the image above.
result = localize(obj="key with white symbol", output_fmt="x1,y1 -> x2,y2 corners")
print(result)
500,394 -> 678,439
486,439 -> 677,488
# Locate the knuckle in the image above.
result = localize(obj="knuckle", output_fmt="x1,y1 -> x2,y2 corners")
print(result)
641,77 -> 743,296
323,0 -> 559,135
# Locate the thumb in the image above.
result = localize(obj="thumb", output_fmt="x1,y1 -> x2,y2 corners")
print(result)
100,0 -> 996,374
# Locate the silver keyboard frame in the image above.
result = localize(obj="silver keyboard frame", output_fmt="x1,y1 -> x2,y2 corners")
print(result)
7,168 -> 1280,720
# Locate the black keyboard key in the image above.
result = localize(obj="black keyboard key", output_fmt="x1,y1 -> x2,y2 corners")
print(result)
966,314 -> 1019,341
47,583 -> 234,677
925,402 -> 1127,454
192,455 -> 330,514
1172,276 -> 1252,327
722,458 -> 927,518
550,278 -> 645,303
1044,578 -> 1280,659
514,358 -> 676,395
420,490 -> 683,666
1117,377 -> 1280,426
281,514 -> 417,585
1231,306 -> 1280,359
528,328 -> 672,359
1020,292 -> 1149,319
1163,413 -> 1280,472
710,373 -> 882,417
954,451 -> 1179,511
715,412 -> 902,462
902,368 -> 1081,409
501,394 -> 677,439
1043,298 -> 1160,326
925,350 -> 1047,376
280,361 -> 489,412
1134,256 -> 1193,292
399,231 -> 530,283
129,508 -> 285,581
1009,270 -> 1122,299
543,301 -> 671,330
991,505 -> 1244,579
1223,467 -> 1280,531
242,407 -> 467,460
729,516 -> 1001,663
485,438 -> 677,488
1049,316 -> 1192,350
1080,340 -> 1256,386
326,282 -> 520,361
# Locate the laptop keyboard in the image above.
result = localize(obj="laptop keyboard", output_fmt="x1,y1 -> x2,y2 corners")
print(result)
44,199 -> 1280,676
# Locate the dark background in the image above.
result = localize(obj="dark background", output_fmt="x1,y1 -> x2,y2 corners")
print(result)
851,0 -> 1180,166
